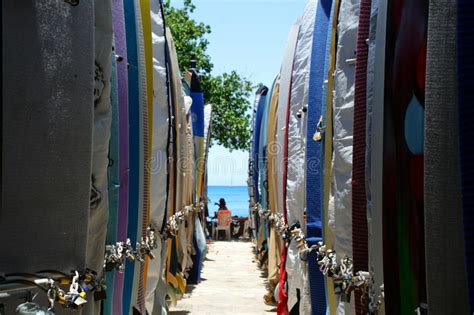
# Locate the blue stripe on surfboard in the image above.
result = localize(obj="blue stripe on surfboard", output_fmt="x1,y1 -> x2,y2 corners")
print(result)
190,91 -> 204,137
104,49 -> 120,315
190,70 -> 205,137
188,71 -> 204,284
320,1 -> 337,312
252,88 -> 268,243
306,1 -> 333,314
123,0 -> 140,313
252,90 -> 267,204
259,85 -> 271,250
457,0 -> 474,312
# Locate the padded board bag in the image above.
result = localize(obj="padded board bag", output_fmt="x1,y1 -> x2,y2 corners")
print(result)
1,0 -> 94,276
424,0 -> 469,313
285,1 -> 316,313
2,1 -> 95,314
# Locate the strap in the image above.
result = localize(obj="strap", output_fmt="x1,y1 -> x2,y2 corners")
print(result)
352,0 -> 372,313
306,1 -> 333,314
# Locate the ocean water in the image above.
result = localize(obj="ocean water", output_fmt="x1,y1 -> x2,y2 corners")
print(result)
207,186 -> 249,218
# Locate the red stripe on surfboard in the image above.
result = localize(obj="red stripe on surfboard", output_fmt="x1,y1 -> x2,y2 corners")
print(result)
277,51 -> 297,315
352,0 -> 371,313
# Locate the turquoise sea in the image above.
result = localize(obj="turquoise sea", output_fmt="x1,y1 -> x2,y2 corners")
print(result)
207,186 -> 249,218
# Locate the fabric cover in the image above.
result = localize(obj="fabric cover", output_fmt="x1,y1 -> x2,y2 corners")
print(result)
145,1 -> 170,313
1,0 -> 94,275
366,0 -> 386,312
276,21 -> 301,315
286,1 -> 317,312
328,0 -> 359,312
424,0 -> 469,313
111,0 -> 130,312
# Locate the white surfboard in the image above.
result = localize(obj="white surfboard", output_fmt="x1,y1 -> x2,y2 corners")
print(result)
86,1 -> 114,313
145,1 -> 170,313
328,0 -> 360,312
285,1 -> 317,313
366,0 -> 386,313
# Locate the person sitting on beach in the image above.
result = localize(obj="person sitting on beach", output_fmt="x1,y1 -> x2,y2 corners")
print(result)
216,198 -> 232,226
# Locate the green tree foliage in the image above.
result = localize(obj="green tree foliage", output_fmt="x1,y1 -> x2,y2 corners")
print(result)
163,0 -> 254,151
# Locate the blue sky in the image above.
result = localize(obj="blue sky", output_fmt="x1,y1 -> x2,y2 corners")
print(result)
172,0 -> 307,186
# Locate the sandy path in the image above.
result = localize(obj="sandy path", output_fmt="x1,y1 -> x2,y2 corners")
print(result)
169,241 -> 276,315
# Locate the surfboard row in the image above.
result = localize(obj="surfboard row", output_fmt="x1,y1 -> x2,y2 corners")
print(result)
248,0 -> 474,314
1,1 -> 212,314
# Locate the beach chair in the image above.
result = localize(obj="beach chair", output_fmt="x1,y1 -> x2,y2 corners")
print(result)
213,210 -> 232,240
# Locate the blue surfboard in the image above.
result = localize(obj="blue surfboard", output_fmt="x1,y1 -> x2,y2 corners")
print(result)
123,0 -> 140,313
253,87 -> 268,247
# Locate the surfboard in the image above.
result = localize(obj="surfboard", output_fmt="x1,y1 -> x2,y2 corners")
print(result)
321,1 -> 339,313
123,0 -> 141,312
305,0 -> 333,313
248,93 -> 259,215
286,2 -> 317,313
165,38 -> 188,301
166,28 -> 186,301
328,0 -> 359,312
173,46 -> 189,301
164,27 -> 178,306
202,104 -> 213,221
111,0 -> 130,313
352,0 -> 371,313
424,1 -> 469,313
203,104 -> 213,186
145,0 -> 170,313
259,86 -> 271,261
104,44 -> 120,315
276,21 -> 300,315
248,89 -> 264,242
133,1 -> 154,312
382,0 -> 428,313
266,76 -> 283,305
190,70 -> 205,203
252,87 -> 267,208
251,87 -> 268,251
188,70 -> 206,285
366,0 -> 386,312
457,1 -> 474,312
197,69 -> 212,303
1,0 -> 94,276
177,94 -> 194,293
86,1 -> 114,313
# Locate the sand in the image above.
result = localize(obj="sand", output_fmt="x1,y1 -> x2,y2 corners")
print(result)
169,241 -> 276,315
